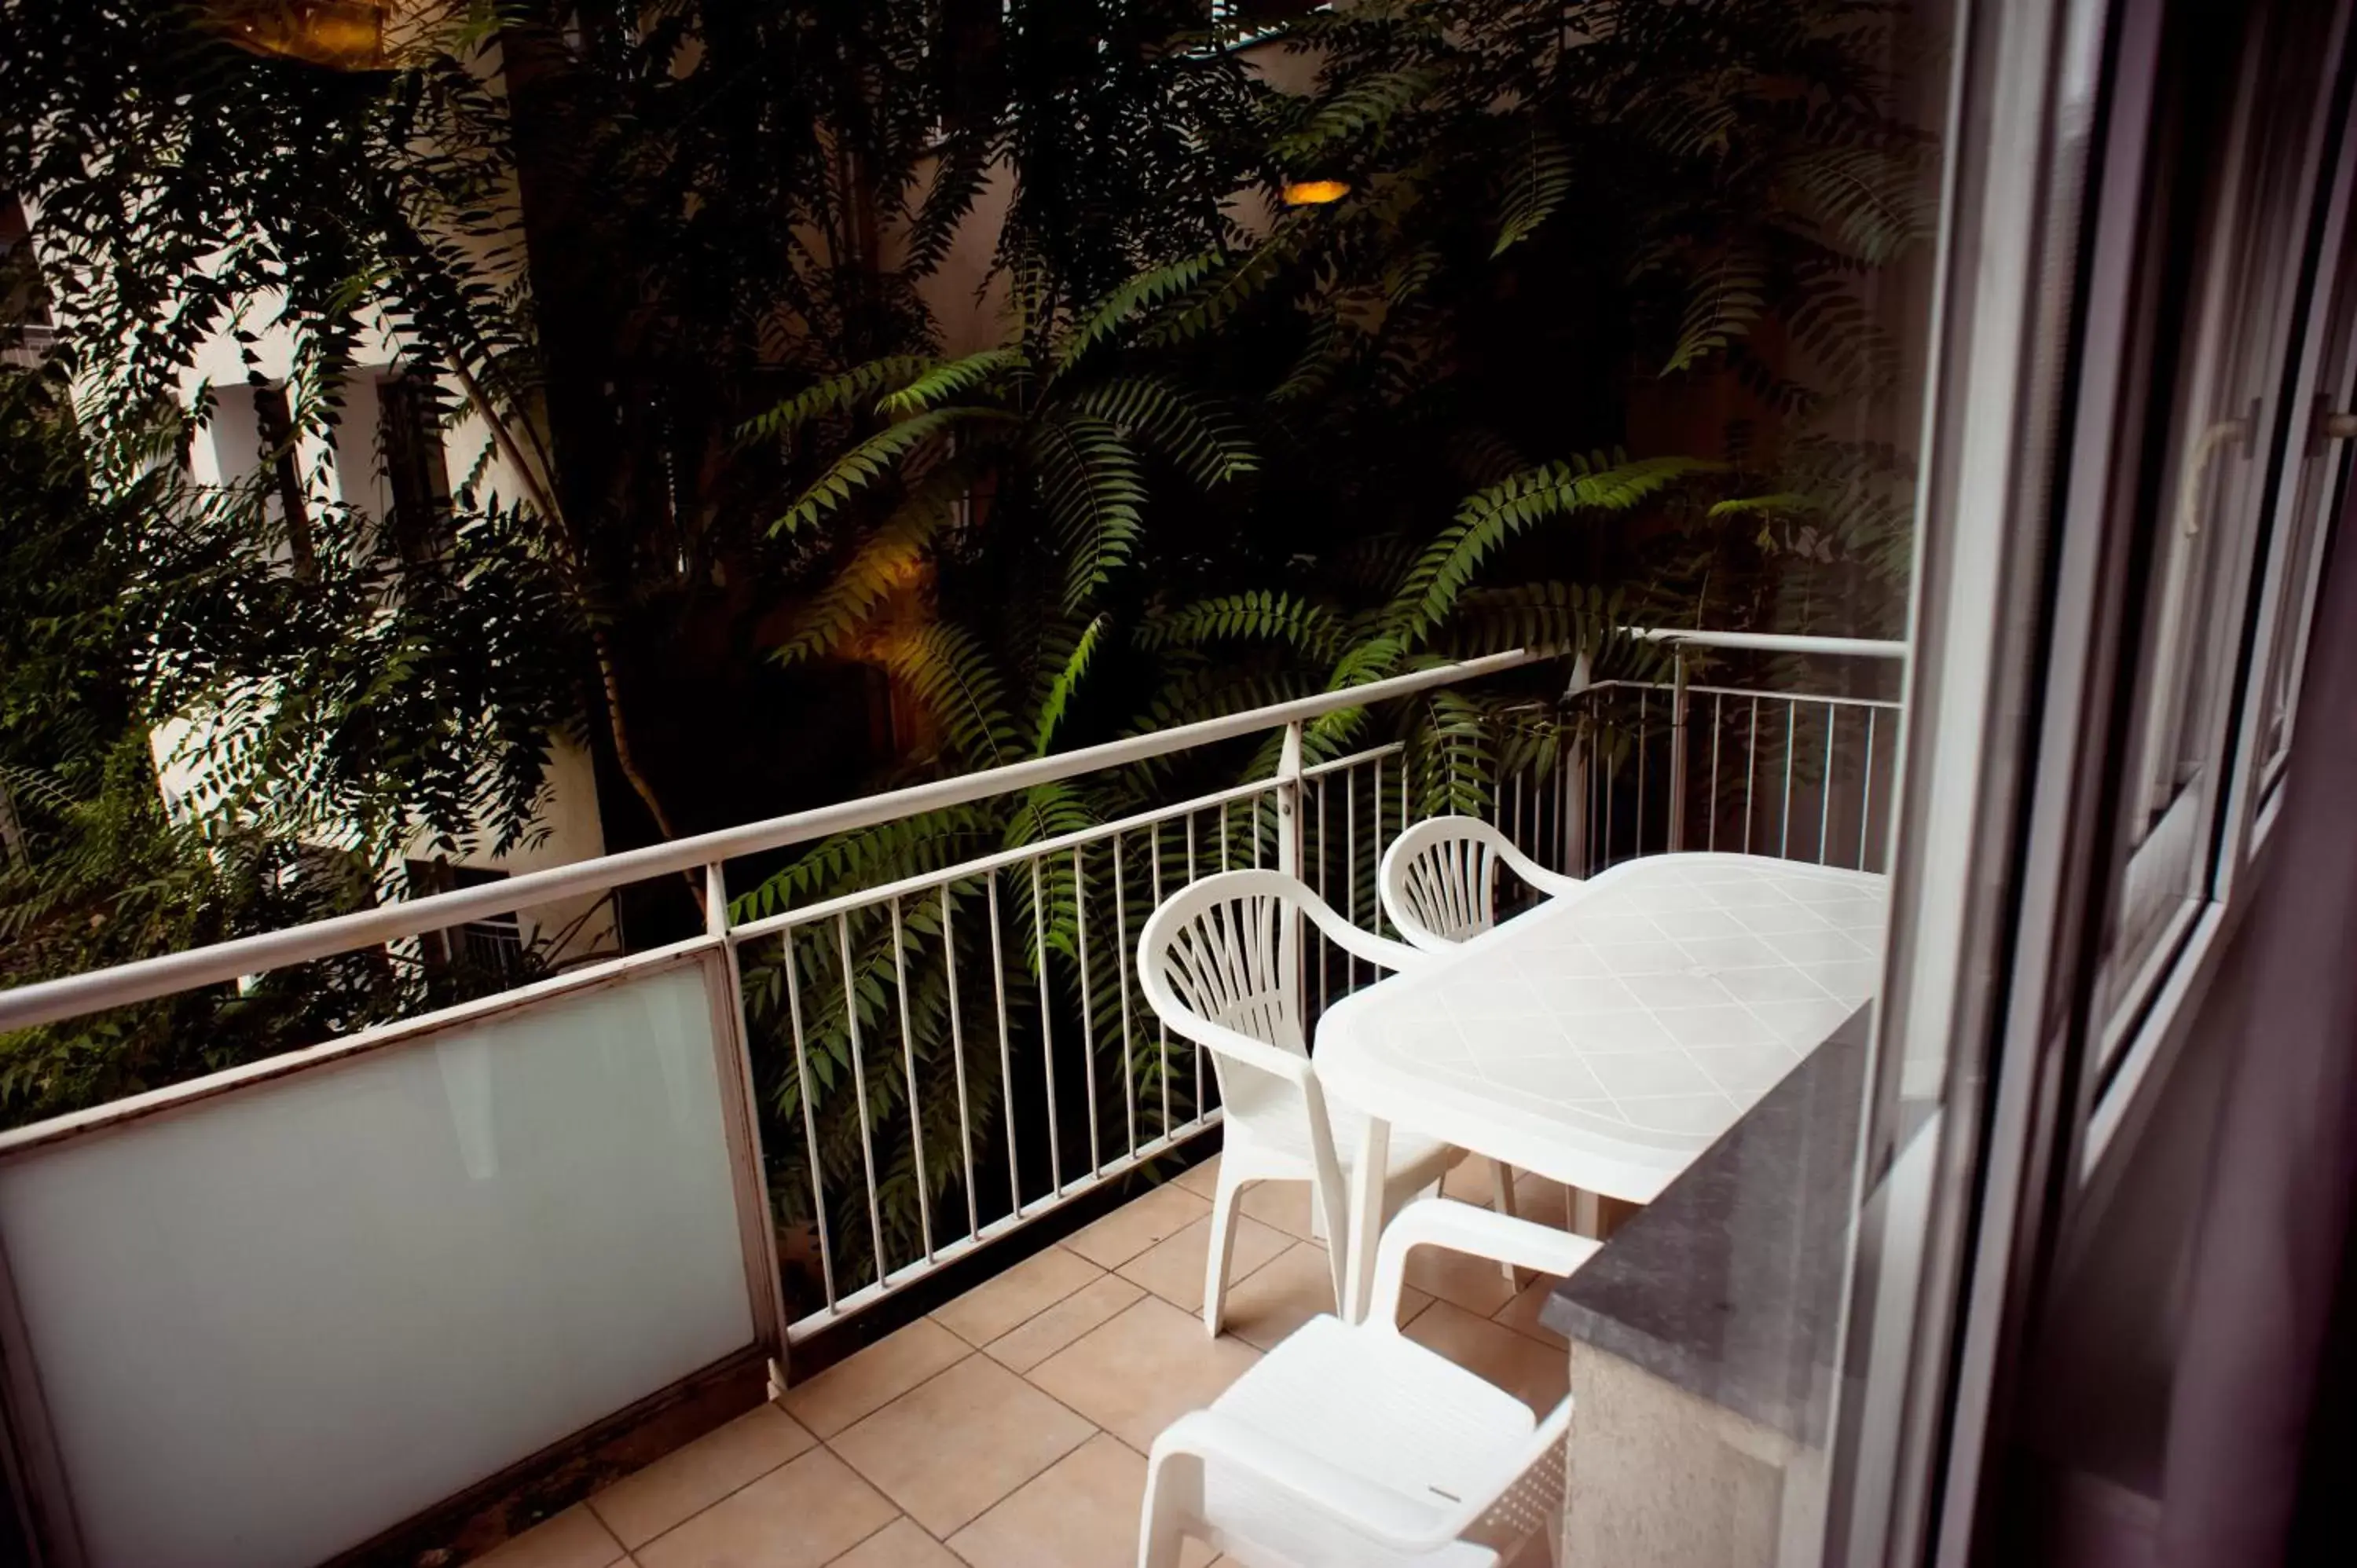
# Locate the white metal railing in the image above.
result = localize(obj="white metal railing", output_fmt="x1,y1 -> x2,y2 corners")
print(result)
0,628 -> 1901,1564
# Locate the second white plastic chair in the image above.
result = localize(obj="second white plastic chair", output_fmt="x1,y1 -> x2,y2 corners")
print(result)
1378,815 -> 1586,952
1379,815 -> 1589,1252
1139,869 -> 1460,1334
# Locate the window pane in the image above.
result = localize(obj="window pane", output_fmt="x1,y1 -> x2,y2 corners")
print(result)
2097,0 -> 2350,1039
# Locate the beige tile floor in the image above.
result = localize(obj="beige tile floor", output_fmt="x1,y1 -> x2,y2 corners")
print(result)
475,1158 -> 1574,1568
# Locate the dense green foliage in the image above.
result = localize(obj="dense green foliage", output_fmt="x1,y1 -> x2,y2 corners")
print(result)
0,1 -> 1936,1277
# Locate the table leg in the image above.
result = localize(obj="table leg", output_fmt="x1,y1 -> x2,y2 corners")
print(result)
1345,1116 -> 1390,1324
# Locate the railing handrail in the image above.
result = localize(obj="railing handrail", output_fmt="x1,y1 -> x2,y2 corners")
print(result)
1625,628 -> 1909,660
0,628 -> 1902,1034
0,649 -> 1540,1032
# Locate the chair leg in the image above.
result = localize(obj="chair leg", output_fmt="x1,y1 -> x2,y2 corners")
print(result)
1490,1158 -> 1524,1284
1203,1166 -> 1246,1337
1138,1452 -> 1197,1568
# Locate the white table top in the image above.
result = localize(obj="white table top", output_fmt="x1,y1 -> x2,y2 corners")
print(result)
1316,852 -> 1888,1203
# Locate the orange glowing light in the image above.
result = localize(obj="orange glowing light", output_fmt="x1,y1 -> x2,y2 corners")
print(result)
1281,180 -> 1352,207
211,2 -> 394,71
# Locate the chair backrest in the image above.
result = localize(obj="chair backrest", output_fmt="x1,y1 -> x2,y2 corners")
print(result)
1379,815 -> 1583,951
1138,870 -> 1311,1059
1140,870 -> 1430,1151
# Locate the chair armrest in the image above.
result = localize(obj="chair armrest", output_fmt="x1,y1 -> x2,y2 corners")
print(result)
1149,1409 -> 1452,1551
1154,1010 -> 1314,1086
1368,1200 -> 1601,1327
1296,896 -> 1435,975
1495,838 -> 1586,900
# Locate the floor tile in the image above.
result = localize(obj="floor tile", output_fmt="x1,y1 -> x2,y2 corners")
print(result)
984,1274 -> 1147,1373
830,1354 -> 1094,1537
590,1403 -> 816,1548
1491,1272 -> 1570,1349
1171,1153 -> 1222,1199
783,1318 -> 970,1438
1116,1212 -> 1290,1315
826,1517 -> 963,1566
931,1245 -> 1103,1347
1234,1178 -> 1321,1241
636,1447 -> 896,1568
1062,1181 -> 1211,1268
1402,1230 -> 1522,1317
945,1432 -> 1216,1568
1028,1295 -> 1263,1453
1512,1171 -> 1575,1226
475,1504 -> 624,1568
1216,1239 -> 1435,1351
1403,1300 -> 1569,1414
1441,1157 -> 1504,1205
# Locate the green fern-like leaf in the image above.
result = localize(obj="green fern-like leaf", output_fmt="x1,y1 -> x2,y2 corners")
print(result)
1139,233 -> 1300,350
771,407 -> 1011,536
1662,244 -> 1765,376
1137,592 -> 1344,660
877,622 -> 1024,771
875,349 -> 1026,416
1434,581 -> 1615,659
1025,418 -> 1146,611
1032,614 -> 1109,756
1388,455 -> 1717,644
1780,147 -> 1930,267
1706,493 -> 1819,519
739,357 -> 937,442
1271,68 -> 1436,166
772,496 -> 955,666
1051,252 -> 1228,377
1069,376 -> 1257,489
1492,125 -> 1571,258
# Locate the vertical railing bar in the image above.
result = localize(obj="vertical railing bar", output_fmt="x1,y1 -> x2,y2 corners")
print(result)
1153,827 -> 1171,1138
783,929 -> 836,1310
1220,800 -> 1231,873
1818,703 -> 1836,866
1709,691 -> 1725,853
889,897 -> 934,1264
1030,857 -> 1064,1196
707,862 -> 790,1365
988,874 -> 1022,1218
1604,707 -> 1617,870
838,914 -> 889,1290
1553,733 -> 1567,870
1186,815 -> 1202,1119
1860,709 -> 1879,870
1317,774 -> 1331,1013
1780,702 -> 1797,859
1396,749 -> 1407,873
1345,767 -> 1359,991
1667,654 -> 1690,852
1114,833 -> 1138,1160
1073,845 -> 1102,1179
1744,697 -> 1759,855
1637,690 -> 1649,855
941,883 -> 980,1241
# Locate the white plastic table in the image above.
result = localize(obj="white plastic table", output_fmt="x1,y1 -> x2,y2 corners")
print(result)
1315,852 -> 1888,1322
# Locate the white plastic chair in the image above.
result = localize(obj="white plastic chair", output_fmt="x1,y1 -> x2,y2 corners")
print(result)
1378,816 -> 1586,1252
1139,1199 -> 1600,1568
1139,869 -> 1463,1333
1378,815 -> 1586,953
